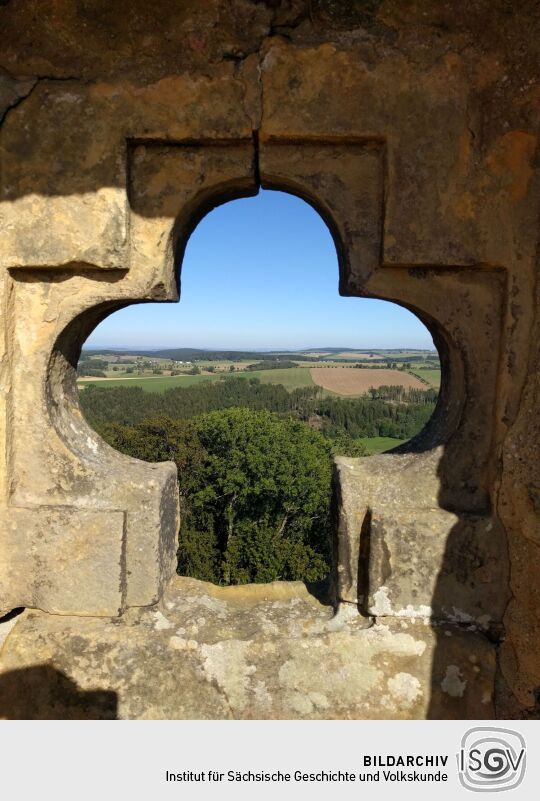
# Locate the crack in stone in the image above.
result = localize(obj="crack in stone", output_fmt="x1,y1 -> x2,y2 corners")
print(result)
0,75 -> 83,128
0,79 -> 38,126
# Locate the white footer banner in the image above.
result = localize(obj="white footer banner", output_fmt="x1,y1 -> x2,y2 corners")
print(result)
0,720 -> 537,800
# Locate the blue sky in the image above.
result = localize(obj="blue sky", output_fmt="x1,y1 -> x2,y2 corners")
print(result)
86,190 -> 433,350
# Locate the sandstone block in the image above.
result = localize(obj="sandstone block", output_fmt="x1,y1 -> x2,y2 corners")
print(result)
0,506 -> 125,616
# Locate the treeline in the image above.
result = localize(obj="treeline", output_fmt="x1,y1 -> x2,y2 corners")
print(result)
331,356 -> 439,365
81,348 -> 321,362
78,358 -> 109,376
80,379 -> 318,426
246,360 -> 298,370
78,368 -> 107,378
80,377 -> 437,443
366,385 -> 438,403
315,396 -> 434,440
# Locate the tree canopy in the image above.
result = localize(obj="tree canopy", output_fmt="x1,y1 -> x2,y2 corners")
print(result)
83,377 -> 438,585
100,408 -> 333,585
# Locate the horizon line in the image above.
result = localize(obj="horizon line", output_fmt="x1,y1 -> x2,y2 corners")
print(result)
82,345 -> 436,352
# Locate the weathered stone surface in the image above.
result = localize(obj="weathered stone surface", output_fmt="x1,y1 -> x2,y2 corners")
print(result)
129,142 -> 257,279
260,36 -> 539,271
0,71 -> 254,271
0,139 -> 256,616
333,455 -> 509,631
0,507 -> 125,616
0,577 -> 495,720
0,0 -> 538,717
367,511 -> 507,629
497,273 -> 540,714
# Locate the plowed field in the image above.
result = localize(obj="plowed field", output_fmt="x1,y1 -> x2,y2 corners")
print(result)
310,367 -> 427,396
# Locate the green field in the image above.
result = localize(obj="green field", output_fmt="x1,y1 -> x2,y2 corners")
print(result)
79,365 -> 441,396
356,436 -> 407,454
249,367 -> 314,389
411,369 -> 441,388
328,350 -> 436,360
78,374 -> 217,392
79,367 -> 315,394
329,351 -> 383,360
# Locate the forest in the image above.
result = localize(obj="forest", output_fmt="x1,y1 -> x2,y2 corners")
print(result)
80,377 -> 437,443
80,377 -> 437,586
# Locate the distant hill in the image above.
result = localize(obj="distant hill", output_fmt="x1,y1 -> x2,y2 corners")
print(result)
297,348 -> 436,354
82,346 -> 436,361
299,347 -> 355,353
82,348 -> 322,362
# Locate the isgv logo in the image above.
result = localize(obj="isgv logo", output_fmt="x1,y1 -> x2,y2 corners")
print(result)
457,727 -> 526,792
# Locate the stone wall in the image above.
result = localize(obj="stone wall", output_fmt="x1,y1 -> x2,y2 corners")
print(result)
0,0 -> 538,717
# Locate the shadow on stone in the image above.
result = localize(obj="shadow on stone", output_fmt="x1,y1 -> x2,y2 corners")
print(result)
0,665 -> 118,720
425,434 -> 510,718
0,607 -> 24,624
303,575 -> 334,607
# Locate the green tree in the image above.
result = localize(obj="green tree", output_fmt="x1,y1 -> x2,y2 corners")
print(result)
99,408 -> 332,586
189,408 -> 332,584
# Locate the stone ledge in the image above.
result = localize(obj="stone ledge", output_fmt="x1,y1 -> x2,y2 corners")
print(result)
0,576 -> 495,720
